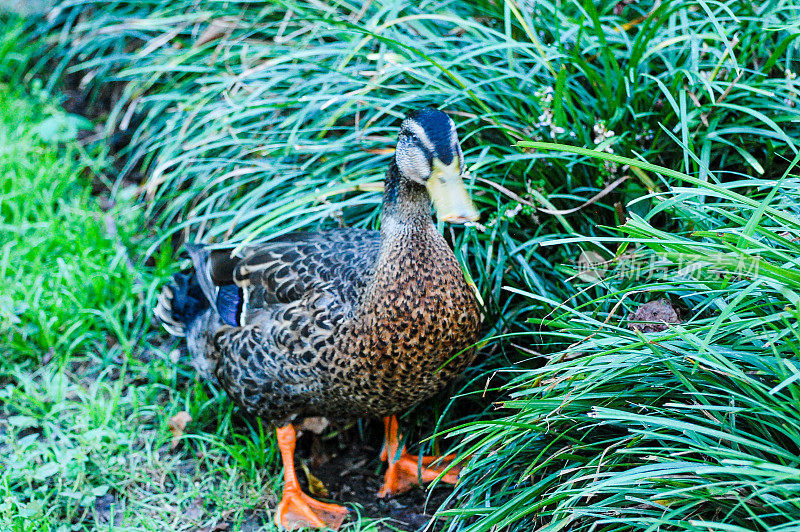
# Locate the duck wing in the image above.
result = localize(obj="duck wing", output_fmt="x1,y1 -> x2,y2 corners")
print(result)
188,228 -> 381,327
182,228 -> 381,422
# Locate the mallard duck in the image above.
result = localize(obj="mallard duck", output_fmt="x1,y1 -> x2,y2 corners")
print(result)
154,108 -> 482,530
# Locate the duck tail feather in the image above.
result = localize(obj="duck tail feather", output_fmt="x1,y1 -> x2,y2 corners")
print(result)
154,268 -> 210,337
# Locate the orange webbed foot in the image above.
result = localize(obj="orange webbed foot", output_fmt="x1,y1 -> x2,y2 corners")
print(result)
277,488 -> 349,530
377,415 -> 463,498
378,451 -> 462,498
275,424 -> 348,530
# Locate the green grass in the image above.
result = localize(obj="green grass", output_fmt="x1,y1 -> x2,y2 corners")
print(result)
0,80 -> 286,531
0,85 -> 146,364
4,0 -> 800,530
440,151 -> 800,531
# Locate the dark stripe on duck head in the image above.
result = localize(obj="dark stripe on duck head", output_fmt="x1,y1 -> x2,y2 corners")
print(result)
406,108 -> 456,165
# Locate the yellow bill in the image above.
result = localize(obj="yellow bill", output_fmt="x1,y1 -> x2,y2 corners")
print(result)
426,158 -> 479,224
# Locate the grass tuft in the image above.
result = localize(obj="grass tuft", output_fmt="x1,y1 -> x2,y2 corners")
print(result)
442,154 -> 800,531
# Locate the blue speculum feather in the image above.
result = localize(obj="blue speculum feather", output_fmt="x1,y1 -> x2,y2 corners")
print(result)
216,284 -> 243,326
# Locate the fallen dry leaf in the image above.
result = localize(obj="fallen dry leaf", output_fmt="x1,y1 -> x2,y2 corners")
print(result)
194,17 -> 239,48
301,463 -> 329,497
185,496 -> 204,522
628,299 -> 681,333
168,411 -> 192,449
309,434 -> 330,468
194,523 -> 229,532
41,347 -> 54,366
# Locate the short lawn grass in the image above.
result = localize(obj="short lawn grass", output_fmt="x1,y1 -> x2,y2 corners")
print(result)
0,85 -> 323,531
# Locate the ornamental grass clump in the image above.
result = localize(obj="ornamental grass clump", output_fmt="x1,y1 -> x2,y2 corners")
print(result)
442,151 -> 800,531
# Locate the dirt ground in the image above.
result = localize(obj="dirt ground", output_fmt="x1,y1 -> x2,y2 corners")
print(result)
288,426 -> 456,531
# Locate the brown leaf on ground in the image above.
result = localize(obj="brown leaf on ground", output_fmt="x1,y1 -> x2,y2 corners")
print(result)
309,434 -> 330,469
194,17 -> 239,48
628,299 -> 681,333
168,411 -> 192,449
301,463 -> 329,497
297,418 -> 332,468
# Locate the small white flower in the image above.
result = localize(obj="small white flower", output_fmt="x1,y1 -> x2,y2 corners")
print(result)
603,160 -> 618,173
504,204 -> 523,219
536,109 -> 553,127
535,86 -> 554,104
464,221 -> 486,232
593,120 -> 617,147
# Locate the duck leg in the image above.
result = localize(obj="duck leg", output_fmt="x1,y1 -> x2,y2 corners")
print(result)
275,424 -> 348,530
377,415 -> 461,498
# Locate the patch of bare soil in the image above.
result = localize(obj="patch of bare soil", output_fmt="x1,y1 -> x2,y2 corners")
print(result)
222,422 -> 455,531
289,425 -> 456,531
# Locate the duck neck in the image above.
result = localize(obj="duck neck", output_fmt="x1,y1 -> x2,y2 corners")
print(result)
381,160 -> 434,238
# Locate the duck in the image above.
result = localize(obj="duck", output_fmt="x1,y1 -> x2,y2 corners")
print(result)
154,108 -> 483,530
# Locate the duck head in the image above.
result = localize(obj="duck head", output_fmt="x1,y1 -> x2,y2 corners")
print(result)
385,108 -> 479,225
